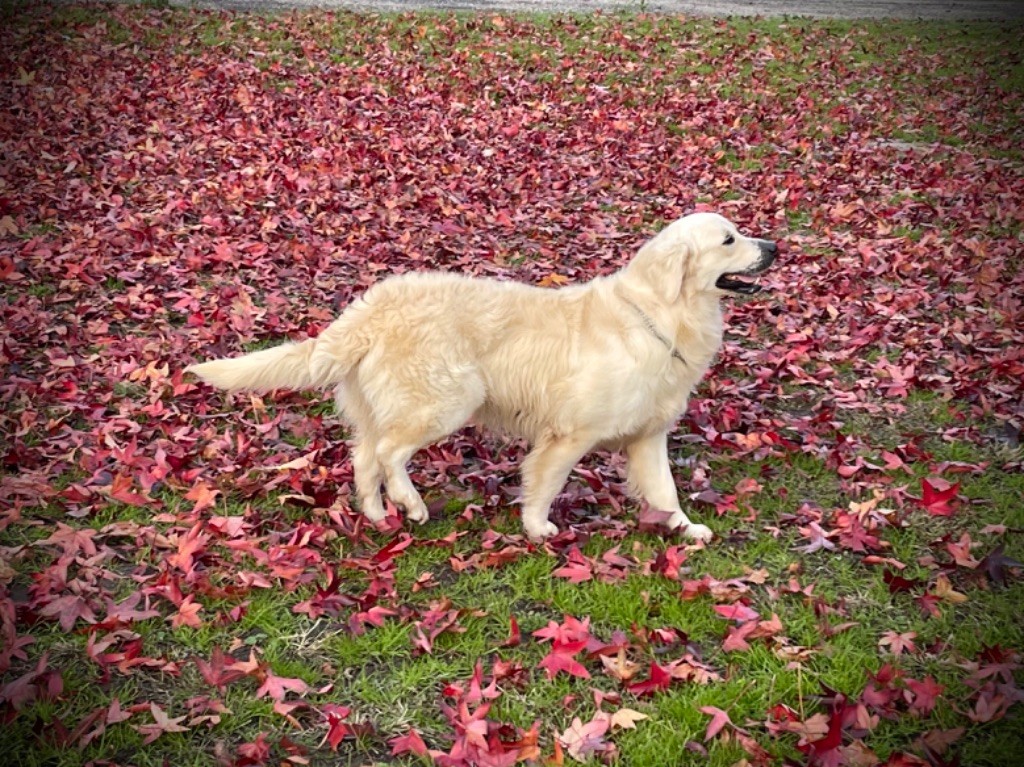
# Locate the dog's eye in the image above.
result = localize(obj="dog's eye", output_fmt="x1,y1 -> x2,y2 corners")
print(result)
723,234 -> 735,245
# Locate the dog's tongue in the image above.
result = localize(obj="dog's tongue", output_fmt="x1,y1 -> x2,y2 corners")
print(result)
716,274 -> 762,294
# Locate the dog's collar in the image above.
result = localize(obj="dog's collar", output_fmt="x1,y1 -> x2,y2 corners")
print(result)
623,298 -> 686,366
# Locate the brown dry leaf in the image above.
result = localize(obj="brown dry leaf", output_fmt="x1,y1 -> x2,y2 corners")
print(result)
932,573 -> 969,604
600,649 -> 640,682
741,567 -> 770,584
774,644 -> 817,663
840,740 -> 879,767
538,273 -> 570,287
789,712 -> 831,740
915,727 -> 966,755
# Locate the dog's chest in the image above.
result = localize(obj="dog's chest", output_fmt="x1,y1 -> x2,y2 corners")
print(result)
650,323 -> 722,413
591,352 -> 703,442
646,357 -> 704,410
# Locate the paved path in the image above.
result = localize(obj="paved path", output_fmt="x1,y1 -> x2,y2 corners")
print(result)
172,0 -> 1024,20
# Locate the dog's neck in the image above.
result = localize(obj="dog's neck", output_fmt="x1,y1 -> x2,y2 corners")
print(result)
620,296 -> 687,366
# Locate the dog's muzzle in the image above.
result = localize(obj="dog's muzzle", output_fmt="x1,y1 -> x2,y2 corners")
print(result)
715,240 -> 778,295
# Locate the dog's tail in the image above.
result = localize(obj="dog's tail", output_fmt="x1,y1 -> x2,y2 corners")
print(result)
187,315 -> 369,393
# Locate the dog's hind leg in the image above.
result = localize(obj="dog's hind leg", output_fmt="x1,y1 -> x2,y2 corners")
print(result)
376,369 -> 485,525
376,435 -> 431,524
625,431 -> 713,542
519,432 -> 594,540
336,384 -> 387,523
351,436 -> 386,522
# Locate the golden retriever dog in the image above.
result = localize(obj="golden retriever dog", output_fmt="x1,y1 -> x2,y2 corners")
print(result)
187,212 -> 777,541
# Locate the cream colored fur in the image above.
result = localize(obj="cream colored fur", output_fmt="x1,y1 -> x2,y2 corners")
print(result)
187,212 -> 776,541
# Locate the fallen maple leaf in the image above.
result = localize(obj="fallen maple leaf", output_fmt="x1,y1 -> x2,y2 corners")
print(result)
713,602 -> 760,623
195,647 -> 250,689
498,614 -> 521,648
879,630 -> 917,656
636,506 -> 677,533
74,698 -> 134,747
796,704 -> 845,762
320,703 -> 352,750
532,614 -> 592,646
552,547 -> 594,583
797,521 -> 838,553
410,602 -> 464,655
169,594 -> 203,629
944,532 -> 980,569
906,676 -> 944,716
610,707 -> 648,730
370,533 -> 414,564
782,710 -> 831,741
600,649 -> 640,682
38,595 -> 97,632
184,480 -> 220,514
841,739 -> 881,766
915,726 -> 965,757
722,621 -> 758,653
626,662 -> 673,697
37,524 -> 98,558
105,473 -> 156,507
538,272 -> 571,288
560,713 -> 611,761
931,573 -> 968,604
390,728 -> 429,756
699,705 -> 732,741
538,646 -> 591,681
255,670 -> 310,701
979,544 -> 1023,586
0,653 -> 61,710
166,525 -> 209,573
235,732 -> 272,765
962,677 -> 1020,724
133,703 -> 189,744
919,478 -> 960,516
884,569 -> 923,594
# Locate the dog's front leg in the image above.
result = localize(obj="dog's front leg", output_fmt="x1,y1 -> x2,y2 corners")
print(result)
519,432 -> 594,540
626,431 -> 713,542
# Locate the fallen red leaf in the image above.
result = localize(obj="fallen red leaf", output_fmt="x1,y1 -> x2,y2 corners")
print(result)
626,662 -> 673,697
390,728 -> 429,756
919,478 -> 960,516
699,705 -> 732,741
255,671 -> 309,702
538,647 -> 591,681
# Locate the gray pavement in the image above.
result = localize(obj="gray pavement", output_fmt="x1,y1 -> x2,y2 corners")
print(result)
167,0 -> 1024,20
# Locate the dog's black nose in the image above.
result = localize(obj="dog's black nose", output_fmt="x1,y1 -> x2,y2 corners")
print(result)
755,240 -> 778,270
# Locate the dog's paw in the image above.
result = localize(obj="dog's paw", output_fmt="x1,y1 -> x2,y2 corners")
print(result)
682,523 -> 714,543
360,501 -> 387,524
666,513 -> 713,542
405,504 -> 429,525
524,520 -> 559,541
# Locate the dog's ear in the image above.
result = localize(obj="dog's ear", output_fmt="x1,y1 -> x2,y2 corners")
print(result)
625,225 -> 690,304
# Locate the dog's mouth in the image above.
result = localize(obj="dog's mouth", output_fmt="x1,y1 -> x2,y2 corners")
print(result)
716,241 -> 778,295
715,271 -> 764,295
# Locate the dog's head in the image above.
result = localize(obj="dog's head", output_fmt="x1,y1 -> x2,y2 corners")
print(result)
626,212 -> 778,304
